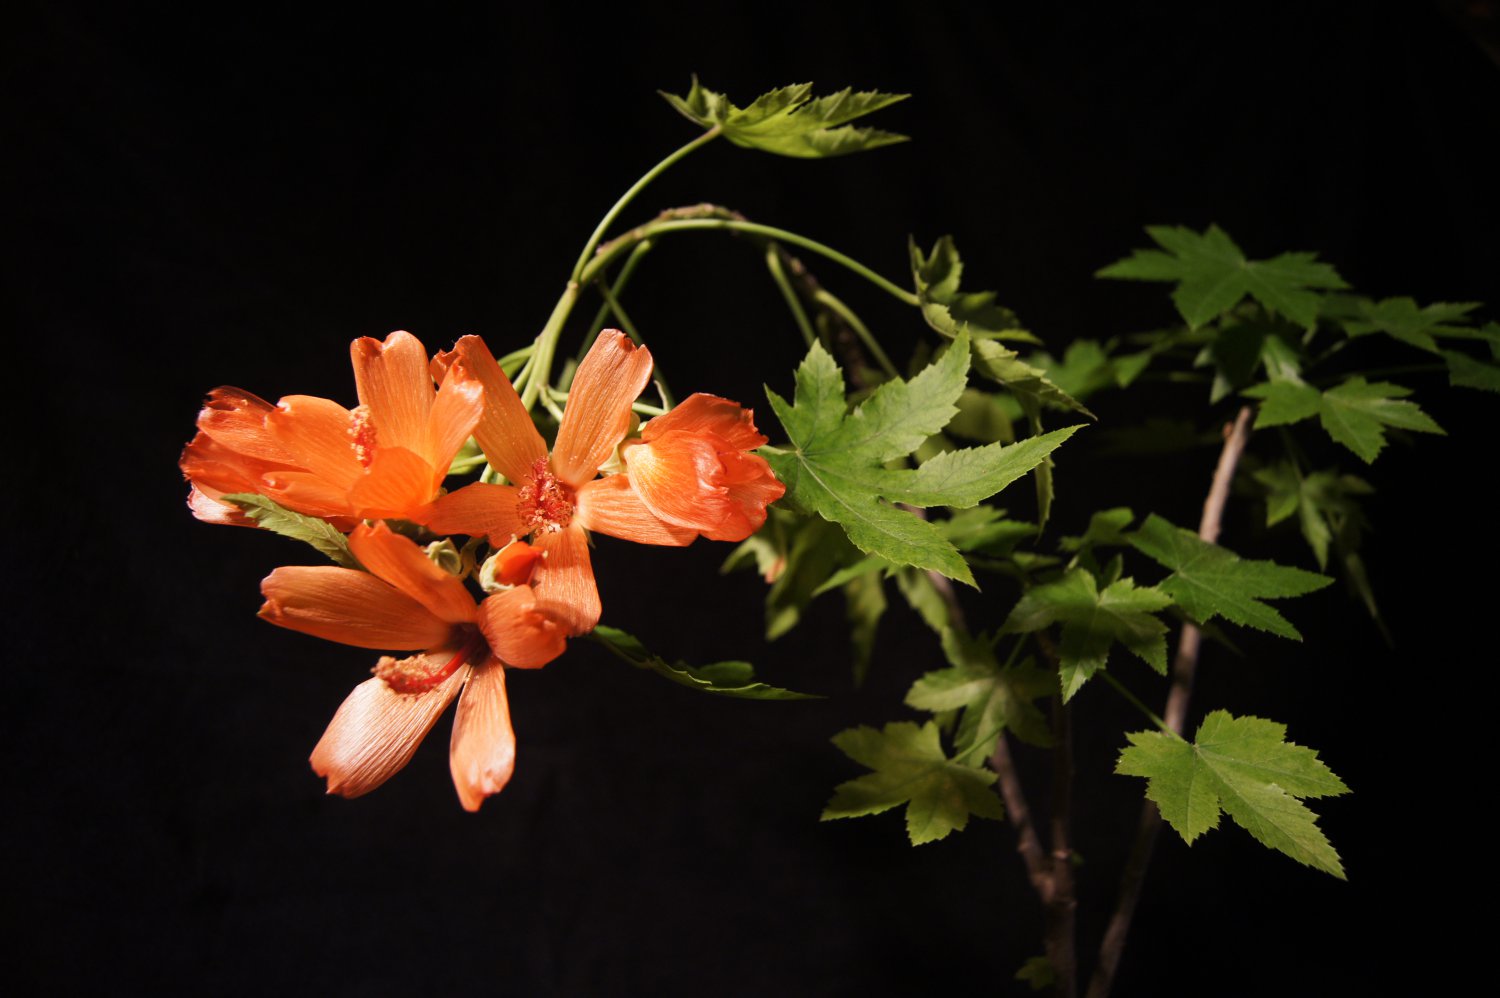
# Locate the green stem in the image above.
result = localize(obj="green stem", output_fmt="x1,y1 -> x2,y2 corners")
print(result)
569,127 -> 721,283
580,240 -> 655,361
813,288 -> 900,379
594,281 -> 676,409
1100,673 -> 1171,733
583,218 -> 920,307
765,244 -> 816,347
520,282 -> 582,410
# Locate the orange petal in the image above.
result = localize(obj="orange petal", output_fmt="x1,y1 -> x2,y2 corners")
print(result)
551,330 -> 653,488
195,387 -> 296,463
574,475 -> 698,546
426,356 -> 486,473
641,393 -> 767,451
531,523 -> 600,635
265,395 -> 362,489
260,566 -> 452,650
448,659 -> 517,810
349,446 -> 438,520
180,431 -> 288,496
488,540 -> 543,587
348,522 -> 477,625
350,331 -> 434,457
477,586 -> 568,668
260,470 -> 357,521
186,484 -> 254,526
622,430 -> 731,532
310,667 -> 467,799
445,336 -> 547,484
704,449 -> 785,542
421,481 -> 525,543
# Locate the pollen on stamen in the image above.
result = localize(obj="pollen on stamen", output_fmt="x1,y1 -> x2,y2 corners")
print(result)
373,651 -> 461,693
348,404 -> 377,468
515,457 -> 575,533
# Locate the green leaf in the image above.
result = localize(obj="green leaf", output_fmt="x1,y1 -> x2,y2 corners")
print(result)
222,493 -> 361,569
1117,710 -> 1349,877
661,77 -> 909,158
1128,514 -> 1332,639
909,236 -> 1035,342
822,721 -> 1005,844
1253,463 -> 1373,570
1027,339 -> 1152,402
1098,225 -> 1348,330
970,339 -> 1094,419
1244,377 -> 1444,462
845,571 -> 888,686
1015,957 -> 1056,991
895,567 -> 952,635
1333,296 -> 1481,353
906,630 -> 1052,751
589,626 -> 817,700
1059,507 -> 1135,554
1443,349 -> 1500,393
1004,570 -> 1172,701
764,335 -> 1074,585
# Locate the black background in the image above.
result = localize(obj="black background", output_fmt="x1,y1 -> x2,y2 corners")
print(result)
9,3 -> 1498,995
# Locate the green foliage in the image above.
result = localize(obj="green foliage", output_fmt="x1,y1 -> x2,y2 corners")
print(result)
1004,569 -> 1172,701
661,78 -> 909,157
1026,339 -> 1152,402
222,494 -> 360,569
909,236 -> 1035,342
1117,711 -> 1349,877
1128,515 -> 1331,639
844,571 -> 887,686
764,334 -> 1077,585
589,626 -> 818,700
1328,295 -> 1481,353
906,630 -> 1052,752
1254,463 -> 1372,571
1098,225 -> 1347,330
822,721 -> 1005,844
1443,324 -> 1500,392
1015,957 -> 1057,991
1244,377 -> 1444,463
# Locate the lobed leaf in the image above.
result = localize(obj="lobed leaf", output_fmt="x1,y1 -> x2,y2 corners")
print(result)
222,493 -> 361,569
589,626 -> 817,700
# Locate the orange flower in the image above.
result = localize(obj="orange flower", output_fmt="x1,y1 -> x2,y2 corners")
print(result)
181,331 -> 484,526
619,392 -> 785,542
259,522 -> 564,810
424,330 -> 706,636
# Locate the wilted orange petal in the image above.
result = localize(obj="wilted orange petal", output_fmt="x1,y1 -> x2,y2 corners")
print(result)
348,522 -> 477,625
477,586 -> 568,668
531,523 -> 600,636
623,430 -> 730,532
448,659 -> 516,811
426,357 -> 486,473
641,392 -> 767,451
704,449 -> 785,542
446,335 -> 547,485
349,446 -> 438,519
260,566 -> 452,649
186,484 -> 254,526
265,395 -> 362,489
574,475 -> 698,546
310,667 -> 468,799
350,331 -> 434,456
551,330 -> 653,488
180,432 -> 286,496
195,387 -> 296,464
421,482 -> 525,543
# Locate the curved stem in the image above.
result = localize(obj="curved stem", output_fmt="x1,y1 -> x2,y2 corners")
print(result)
765,243 -> 817,347
812,289 -> 900,380
584,217 -> 919,307
579,240 -> 655,362
520,282 -> 581,410
1100,673 -> 1170,733
569,127 -> 720,283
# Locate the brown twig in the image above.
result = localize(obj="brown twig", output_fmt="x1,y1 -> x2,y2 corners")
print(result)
1086,405 -> 1253,998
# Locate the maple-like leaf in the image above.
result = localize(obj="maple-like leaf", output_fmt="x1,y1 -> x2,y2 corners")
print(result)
1003,569 -> 1172,700
1128,514 -> 1331,639
1244,376 -> 1444,463
1117,710 -> 1349,877
222,493 -> 361,569
763,334 -> 1079,585
661,78 -> 908,158
822,721 -> 1005,844
905,629 -> 1053,752
1254,463 -> 1373,570
1329,295 -> 1481,353
1097,225 -> 1347,330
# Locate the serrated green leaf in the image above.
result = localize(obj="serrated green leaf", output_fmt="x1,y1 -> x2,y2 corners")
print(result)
941,506 -> 1036,555
906,630 -> 1052,751
1242,380 -> 1322,428
822,721 -> 1005,844
1059,507 -> 1135,554
895,567 -> 952,635
1334,296 -> 1481,353
765,335 -> 1071,585
1004,569 -> 1172,701
222,493 -> 361,568
909,236 -> 1032,341
1443,349 -> 1500,392
1028,339 -> 1153,402
589,625 -> 817,700
1098,225 -> 1347,330
845,571 -> 887,686
1244,377 -> 1444,462
660,78 -> 909,158
1128,514 -> 1332,639
947,388 -> 1016,444
1254,463 -> 1373,570
1117,710 -> 1349,877
970,339 -> 1094,420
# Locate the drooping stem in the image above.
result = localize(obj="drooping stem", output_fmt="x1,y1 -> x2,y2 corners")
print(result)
765,243 -> 817,347
569,128 -> 720,283
1086,405 -> 1254,998
578,239 -> 655,364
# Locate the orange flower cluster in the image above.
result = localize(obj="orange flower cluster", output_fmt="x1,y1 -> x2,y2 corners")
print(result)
182,330 -> 783,810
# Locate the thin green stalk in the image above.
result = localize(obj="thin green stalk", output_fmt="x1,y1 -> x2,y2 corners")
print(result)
765,244 -> 816,347
520,282 -> 581,410
580,240 -> 655,361
594,280 -> 677,409
583,218 -> 919,308
1100,673 -> 1171,733
812,288 -> 900,379
569,127 -> 721,283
